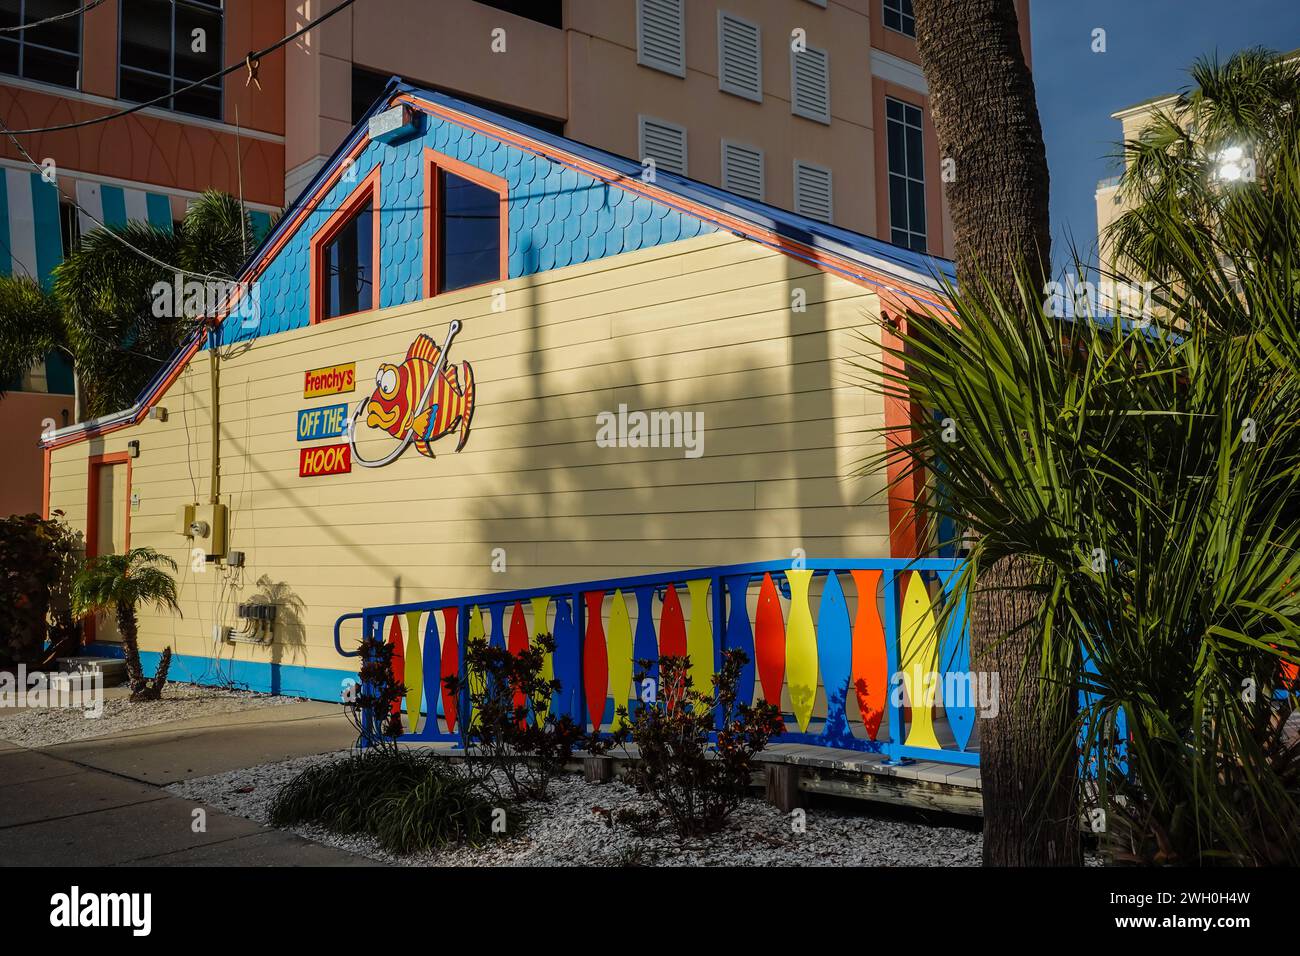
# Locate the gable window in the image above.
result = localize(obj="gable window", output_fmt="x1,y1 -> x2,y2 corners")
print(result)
119,0 -> 223,120
0,0 -> 82,88
424,149 -> 507,298
883,0 -> 916,38
886,96 -> 927,251
312,168 -> 380,322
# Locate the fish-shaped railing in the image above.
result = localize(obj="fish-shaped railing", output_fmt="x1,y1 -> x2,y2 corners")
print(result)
333,558 -> 983,767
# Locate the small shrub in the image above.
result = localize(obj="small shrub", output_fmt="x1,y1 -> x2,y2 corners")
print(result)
593,649 -> 784,837
0,512 -> 81,667
269,750 -> 504,854
443,632 -> 583,802
347,634 -> 407,750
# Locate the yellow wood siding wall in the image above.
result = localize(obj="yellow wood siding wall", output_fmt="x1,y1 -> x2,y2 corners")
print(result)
47,232 -> 890,675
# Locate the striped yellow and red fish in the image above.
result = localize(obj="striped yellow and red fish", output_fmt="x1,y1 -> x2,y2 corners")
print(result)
365,333 -> 475,457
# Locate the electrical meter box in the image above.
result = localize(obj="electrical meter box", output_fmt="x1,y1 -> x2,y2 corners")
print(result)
182,503 -> 229,559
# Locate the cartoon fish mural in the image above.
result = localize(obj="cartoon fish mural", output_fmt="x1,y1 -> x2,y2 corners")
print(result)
365,332 -> 475,458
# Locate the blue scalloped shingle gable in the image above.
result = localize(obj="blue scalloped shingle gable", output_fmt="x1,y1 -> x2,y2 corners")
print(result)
219,111 -> 713,347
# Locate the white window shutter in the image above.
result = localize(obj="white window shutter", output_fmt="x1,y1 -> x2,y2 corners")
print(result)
639,116 -> 688,177
721,141 -> 764,200
794,160 -> 833,222
791,45 -> 831,124
718,11 -> 762,102
637,0 -> 686,77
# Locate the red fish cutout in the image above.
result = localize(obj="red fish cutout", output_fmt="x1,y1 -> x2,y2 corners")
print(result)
440,607 -> 459,733
754,573 -> 786,708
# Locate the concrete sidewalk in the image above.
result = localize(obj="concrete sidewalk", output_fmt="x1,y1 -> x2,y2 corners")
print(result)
0,702 -> 381,867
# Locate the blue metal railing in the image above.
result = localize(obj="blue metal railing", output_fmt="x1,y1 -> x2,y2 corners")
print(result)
334,558 -> 980,767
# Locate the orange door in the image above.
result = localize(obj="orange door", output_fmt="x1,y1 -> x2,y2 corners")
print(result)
88,456 -> 130,643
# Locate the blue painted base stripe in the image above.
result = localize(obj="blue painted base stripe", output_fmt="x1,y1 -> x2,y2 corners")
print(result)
84,643 -> 354,701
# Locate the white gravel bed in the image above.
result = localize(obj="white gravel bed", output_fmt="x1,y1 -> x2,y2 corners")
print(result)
0,681 -> 297,748
166,750 -> 984,866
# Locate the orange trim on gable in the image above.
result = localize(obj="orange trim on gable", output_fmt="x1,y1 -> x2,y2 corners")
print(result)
310,166 -> 382,325
422,147 -> 510,299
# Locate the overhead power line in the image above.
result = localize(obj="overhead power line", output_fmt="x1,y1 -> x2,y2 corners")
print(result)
0,0 -> 106,34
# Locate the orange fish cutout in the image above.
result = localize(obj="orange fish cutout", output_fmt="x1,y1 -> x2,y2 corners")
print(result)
365,333 -> 475,457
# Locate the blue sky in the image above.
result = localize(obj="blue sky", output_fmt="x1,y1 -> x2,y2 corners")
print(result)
1029,0 -> 1300,272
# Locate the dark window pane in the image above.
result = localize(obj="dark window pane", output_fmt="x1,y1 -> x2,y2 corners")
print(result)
0,38 -> 19,77
908,180 -> 926,232
889,175 -> 908,233
22,45 -> 77,86
0,2 -> 20,30
909,232 -> 926,253
120,0 -> 222,118
439,170 -> 501,293
906,124 -> 924,178
883,7 -> 900,31
172,5 -> 220,81
886,97 -> 903,123
120,0 -> 171,74
119,66 -> 170,106
173,82 -> 221,119
323,201 -> 374,319
887,120 -> 905,175
472,1 -> 561,29
891,228 -> 908,247
26,0 -> 81,53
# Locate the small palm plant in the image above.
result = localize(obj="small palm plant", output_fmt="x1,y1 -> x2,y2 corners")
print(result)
71,547 -> 180,701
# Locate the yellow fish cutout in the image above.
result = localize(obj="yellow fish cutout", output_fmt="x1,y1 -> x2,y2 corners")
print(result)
900,572 -> 942,749
404,610 -> 423,731
606,589 -> 634,729
784,569 -> 817,732
467,605 -> 485,730
685,578 -> 714,699
531,595 -> 553,722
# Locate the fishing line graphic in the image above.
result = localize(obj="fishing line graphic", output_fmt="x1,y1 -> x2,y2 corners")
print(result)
346,319 -> 476,467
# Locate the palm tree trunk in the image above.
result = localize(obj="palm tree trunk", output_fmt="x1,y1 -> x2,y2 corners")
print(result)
115,601 -> 147,698
911,0 -> 1079,865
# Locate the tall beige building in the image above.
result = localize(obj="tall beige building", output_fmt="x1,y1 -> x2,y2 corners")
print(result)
287,0 -> 1034,261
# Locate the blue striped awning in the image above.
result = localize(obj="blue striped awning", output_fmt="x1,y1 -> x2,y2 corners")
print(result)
76,180 -> 175,237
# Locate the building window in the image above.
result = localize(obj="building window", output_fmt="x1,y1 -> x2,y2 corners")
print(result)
886,97 -> 927,251
790,44 -> 830,124
721,140 -> 764,201
718,11 -> 761,102
883,0 -> 916,38
471,1 -> 561,29
793,160 -> 833,223
312,169 -> 379,322
119,0 -> 223,120
638,115 -> 688,177
637,0 -> 685,78
424,150 -> 507,298
0,0 -> 82,89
